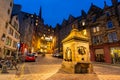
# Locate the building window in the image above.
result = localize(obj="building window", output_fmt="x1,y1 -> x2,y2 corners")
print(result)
106,12 -> 110,17
1,34 -> 6,41
92,26 -> 100,33
72,24 -> 76,28
13,41 -> 17,48
108,32 -> 117,42
35,23 -> 38,26
107,21 -> 113,29
5,22 -> 8,28
15,33 -> 19,39
6,37 -> 12,46
92,35 -> 102,44
14,21 -> 18,30
96,26 -> 100,32
10,2 -> 12,7
92,16 -> 96,22
8,27 -> 14,36
82,21 -> 85,26
8,9 -> 10,15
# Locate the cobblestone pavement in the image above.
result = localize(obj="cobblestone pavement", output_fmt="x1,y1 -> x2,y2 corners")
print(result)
0,54 -> 120,80
93,63 -> 120,80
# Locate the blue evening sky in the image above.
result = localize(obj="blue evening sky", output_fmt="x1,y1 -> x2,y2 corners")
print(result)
14,0 -> 117,27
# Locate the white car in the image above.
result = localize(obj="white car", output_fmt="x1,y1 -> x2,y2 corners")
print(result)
32,52 -> 38,58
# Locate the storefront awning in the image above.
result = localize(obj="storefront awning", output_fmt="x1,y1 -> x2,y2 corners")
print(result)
95,49 -> 104,54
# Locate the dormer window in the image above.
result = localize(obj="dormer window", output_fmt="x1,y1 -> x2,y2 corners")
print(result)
107,21 -> 113,29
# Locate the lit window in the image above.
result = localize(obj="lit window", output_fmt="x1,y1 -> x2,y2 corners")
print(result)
82,21 -> 85,26
92,26 -> 100,33
6,37 -> 12,46
96,26 -> 100,32
72,24 -> 75,28
31,15 -> 33,17
93,27 -> 96,33
36,20 -> 38,22
48,29 -> 50,31
36,23 -> 38,26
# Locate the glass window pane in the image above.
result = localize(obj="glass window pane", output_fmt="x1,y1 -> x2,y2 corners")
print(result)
108,33 -> 113,42
107,21 -> 113,29
112,32 -> 117,42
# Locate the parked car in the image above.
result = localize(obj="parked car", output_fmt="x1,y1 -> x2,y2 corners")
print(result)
52,53 -> 63,59
25,53 -> 36,62
32,52 -> 38,58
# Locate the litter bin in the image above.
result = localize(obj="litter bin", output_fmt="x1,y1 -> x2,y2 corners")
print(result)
1,65 -> 9,73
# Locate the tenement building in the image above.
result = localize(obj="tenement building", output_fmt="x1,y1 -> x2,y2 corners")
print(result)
88,0 -> 120,64
54,0 -> 120,64
0,0 -> 20,58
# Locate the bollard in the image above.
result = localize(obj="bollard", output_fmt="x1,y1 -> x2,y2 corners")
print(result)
1,64 -> 9,73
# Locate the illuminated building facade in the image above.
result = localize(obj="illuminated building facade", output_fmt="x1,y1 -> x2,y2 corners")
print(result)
88,0 -> 120,63
54,0 -> 120,64
0,0 -> 20,58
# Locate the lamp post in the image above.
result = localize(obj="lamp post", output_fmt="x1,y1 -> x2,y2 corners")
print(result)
17,42 -> 20,60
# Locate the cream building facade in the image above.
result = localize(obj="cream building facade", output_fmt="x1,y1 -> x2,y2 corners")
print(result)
0,0 -> 13,57
4,14 -> 20,57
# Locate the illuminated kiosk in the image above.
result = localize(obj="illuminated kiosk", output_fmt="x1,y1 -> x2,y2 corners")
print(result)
61,27 -> 93,74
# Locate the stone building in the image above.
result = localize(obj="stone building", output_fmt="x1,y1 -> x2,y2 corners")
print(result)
4,14 -> 20,57
0,0 -> 15,58
54,0 -> 120,64
88,0 -> 120,63
12,4 -> 35,54
33,7 -> 54,53
54,15 -> 81,54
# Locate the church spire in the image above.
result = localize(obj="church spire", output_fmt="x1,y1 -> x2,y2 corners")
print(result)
39,6 -> 42,19
104,1 -> 107,7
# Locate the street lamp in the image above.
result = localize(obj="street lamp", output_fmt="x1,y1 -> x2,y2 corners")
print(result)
17,42 -> 20,60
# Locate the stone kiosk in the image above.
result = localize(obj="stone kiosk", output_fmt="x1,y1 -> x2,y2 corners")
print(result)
61,28 -> 93,74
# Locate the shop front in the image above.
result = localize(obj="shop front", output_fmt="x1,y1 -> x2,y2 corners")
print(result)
110,47 -> 120,64
95,49 -> 104,62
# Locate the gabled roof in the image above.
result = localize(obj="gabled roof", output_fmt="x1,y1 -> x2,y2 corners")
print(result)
62,19 -> 68,26
88,3 -> 102,15
81,10 -> 87,18
68,14 -> 75,23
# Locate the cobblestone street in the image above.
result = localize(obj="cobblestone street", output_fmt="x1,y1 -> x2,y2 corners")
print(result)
0,54 -> 120,80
